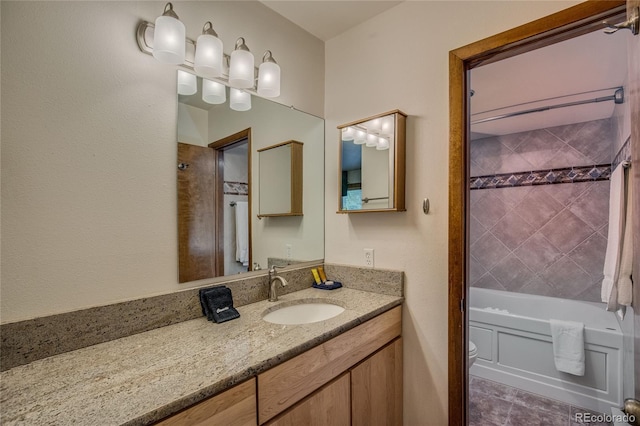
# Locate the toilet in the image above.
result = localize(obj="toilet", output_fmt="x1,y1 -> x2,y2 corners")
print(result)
469,341 -> 478,367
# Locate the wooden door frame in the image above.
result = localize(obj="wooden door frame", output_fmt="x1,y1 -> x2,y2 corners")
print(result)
447,2 -> 627,424
209,128 -> 252,275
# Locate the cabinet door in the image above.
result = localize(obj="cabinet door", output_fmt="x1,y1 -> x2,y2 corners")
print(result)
351,338 -> 403,426
156,378 -> 257,426
257,141 -> 303,217
266,373 -> 350,426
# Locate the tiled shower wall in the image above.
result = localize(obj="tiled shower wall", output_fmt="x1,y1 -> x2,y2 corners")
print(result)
470,119 -> 612,302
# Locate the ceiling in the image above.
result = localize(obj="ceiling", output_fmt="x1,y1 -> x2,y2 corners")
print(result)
260,0 -> 403,41
470,28 -> 628,139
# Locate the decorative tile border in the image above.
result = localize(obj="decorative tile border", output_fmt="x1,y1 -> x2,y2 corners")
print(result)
224,181 -> 248,195
470,164 -> 611,190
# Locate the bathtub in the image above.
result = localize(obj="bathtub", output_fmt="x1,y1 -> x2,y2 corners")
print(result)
469,287 -> 623,413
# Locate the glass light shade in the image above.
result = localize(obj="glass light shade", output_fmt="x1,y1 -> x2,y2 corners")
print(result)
229,49 -> 255,89
202,79 -> 226,104
367,118 -> 381,134
194,34 -> 224,78
230,88 -> 251,111
257,61 -> 281,97
380,116 -> 394,136
365,133 -> 378,147
342,127 -> 354,141
177,70 -> 197,96
376,137 -> 390,150
153,15 -> 186,64
354,129 -> 367,144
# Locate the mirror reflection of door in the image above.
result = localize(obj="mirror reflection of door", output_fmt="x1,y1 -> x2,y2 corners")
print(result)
177,128 -> 251,283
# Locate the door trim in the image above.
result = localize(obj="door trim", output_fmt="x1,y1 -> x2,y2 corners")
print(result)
209,128 -> 253,274
447,2 -> 626,424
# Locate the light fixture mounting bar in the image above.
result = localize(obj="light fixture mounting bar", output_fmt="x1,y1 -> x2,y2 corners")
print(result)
136,20 -> 260,94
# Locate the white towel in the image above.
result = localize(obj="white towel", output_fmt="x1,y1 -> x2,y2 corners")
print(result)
550,319 -> 585,376
617,172 -> 633,306
601,165 -> 624,309
601,164 -> 633,311
234,201 -> 249,266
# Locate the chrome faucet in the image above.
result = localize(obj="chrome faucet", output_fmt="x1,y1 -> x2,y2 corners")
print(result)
268,265 -> 288,302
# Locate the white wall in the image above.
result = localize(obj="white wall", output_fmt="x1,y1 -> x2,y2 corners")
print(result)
323,1 -> 580,424
0,1 -> 324,322
177,103 -> 208,145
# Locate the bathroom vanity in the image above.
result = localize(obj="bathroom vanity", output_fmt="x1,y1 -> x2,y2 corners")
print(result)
0,287 -> 402,425
159,305 -> 401,425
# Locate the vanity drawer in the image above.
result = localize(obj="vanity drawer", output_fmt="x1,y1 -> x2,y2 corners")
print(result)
156,378 -> 256,426
257,306 -> 401,424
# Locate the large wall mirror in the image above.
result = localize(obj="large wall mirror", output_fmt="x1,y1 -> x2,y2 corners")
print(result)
177,73 -> 324,283
338,110 -> 406,213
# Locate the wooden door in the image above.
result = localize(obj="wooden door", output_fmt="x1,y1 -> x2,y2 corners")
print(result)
351,338 -> 403,426
628,0 -> 640,402
177,142 -> 217,283
265,373 -> 350,426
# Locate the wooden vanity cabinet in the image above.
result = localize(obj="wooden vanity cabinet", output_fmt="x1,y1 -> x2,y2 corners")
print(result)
154,306 -> 401,426
352,337 -> 403,425
257,306 -> 402,425
265,373 -> 351,426
156,378 -> 257,426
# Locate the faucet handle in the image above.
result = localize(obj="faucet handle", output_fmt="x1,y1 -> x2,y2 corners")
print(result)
269,264 -> 287,274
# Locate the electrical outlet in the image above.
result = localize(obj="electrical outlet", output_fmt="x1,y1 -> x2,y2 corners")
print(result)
364,248 -> 374,268
285,244 -> 292,260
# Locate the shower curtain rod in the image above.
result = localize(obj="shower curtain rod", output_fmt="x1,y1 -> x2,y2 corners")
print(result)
471,87 -> 624,126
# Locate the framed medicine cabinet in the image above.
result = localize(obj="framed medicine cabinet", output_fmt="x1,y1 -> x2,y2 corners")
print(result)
258,140 -> 303,218
337,110 -> 406,213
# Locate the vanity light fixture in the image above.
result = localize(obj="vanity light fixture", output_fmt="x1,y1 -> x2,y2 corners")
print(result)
177,70 -> 197,96
193,22 -> 223,78
230,88 -> 252,111
202,79 -> 226,104
137,6 -> 283,112
257,51 -> 281,98
152,3 -> 186,65
229,38 -> 255,89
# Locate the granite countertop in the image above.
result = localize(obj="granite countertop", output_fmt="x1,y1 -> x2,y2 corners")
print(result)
0,287 -> 402,425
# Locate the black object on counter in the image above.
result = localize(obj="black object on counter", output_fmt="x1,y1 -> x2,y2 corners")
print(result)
199,286 -> 240,323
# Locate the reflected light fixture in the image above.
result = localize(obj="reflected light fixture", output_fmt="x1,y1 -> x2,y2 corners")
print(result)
177,70 -> 197,95
376,137 -> 390,150
342,127 -> 355,141
194,22 -> 223,78
230,88 -> 251,111
365,133 -> 378,147
152,3 -> 185,65
229,38 -> 255,89
380,116 -> 394,136
257,51 -> 281,98
202,79 -> 226,104
354,129 -> 367,144
367,118 -> 381,133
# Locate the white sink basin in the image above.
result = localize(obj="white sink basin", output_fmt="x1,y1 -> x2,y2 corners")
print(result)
263,302 -> 345,325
